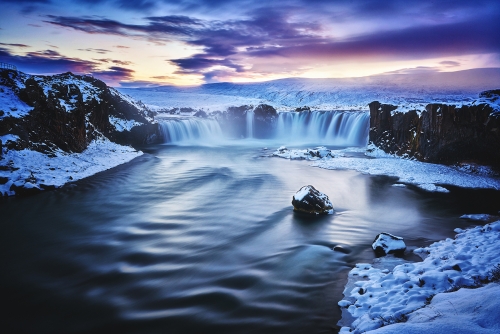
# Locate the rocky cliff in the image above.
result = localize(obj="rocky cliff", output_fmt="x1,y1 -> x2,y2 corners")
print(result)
0,69 -> 162,196
0,70 -> 161,155
369,90 -> 500,167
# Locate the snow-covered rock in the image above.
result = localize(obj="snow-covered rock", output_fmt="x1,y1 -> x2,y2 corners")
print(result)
372,233 -> 406,256
338,220 -> 500,333
459,213 -> 494,221
292,185 -> 334,215
366,283 -> 500,334
0,69 -> 160,196
271,146 -> 500,192
272,146 -> 335,160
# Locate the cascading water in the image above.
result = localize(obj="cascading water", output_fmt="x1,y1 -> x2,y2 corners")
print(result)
275,111 -> 369,146
159,118 -> 224,144
246,110 -> 254,138
158,111 -> 369,147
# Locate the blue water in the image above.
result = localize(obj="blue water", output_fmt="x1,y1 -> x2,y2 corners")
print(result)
1,143 -> 498,333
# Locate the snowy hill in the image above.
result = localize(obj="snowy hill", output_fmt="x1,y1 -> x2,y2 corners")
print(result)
0,70 -> 160,196
119,68 -> 500,112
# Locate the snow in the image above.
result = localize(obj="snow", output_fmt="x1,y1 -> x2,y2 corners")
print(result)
272,146 -> 337,160
270,146 -> 500,192
372,233 -> 406,255
118,69 -> 500,113
0,138 -> 142,196
293,186 -> 311,201
459,214 -> 494,221
0,134 -> 20,144
366,283 -> 500,334
0,80 -> 33,119
338,220 -> 500,333
109,116 -> 143,132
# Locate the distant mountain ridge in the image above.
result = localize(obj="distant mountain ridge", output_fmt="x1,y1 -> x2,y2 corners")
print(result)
121,68 -> 500,111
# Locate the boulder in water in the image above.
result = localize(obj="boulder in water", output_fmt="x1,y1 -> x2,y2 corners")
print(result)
292,185 -> 334,215
372,233 -> 406,256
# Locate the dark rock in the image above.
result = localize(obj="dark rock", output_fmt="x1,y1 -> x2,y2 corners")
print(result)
291,185 -> 334,215
252,104 -> 278,138
0,71 -> 162,155
193,110 -> 208,118
9,182 -> 43,196
372,232 -> 406,256
369,91 -> 500,167
295,106 -> 311,112
333,245 -> 351,254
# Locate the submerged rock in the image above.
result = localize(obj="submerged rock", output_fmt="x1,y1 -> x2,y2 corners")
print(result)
372,232 -> 406,256
292,185 -> 334,215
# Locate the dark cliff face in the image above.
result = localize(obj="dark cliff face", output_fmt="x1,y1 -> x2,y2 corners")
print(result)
0,70 -> 161,154
369,91 -> 500,167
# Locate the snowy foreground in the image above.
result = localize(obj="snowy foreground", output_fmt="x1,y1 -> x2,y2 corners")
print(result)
271,146 -> 500,192
0,139 -> 142,196
338,220 -> 500,333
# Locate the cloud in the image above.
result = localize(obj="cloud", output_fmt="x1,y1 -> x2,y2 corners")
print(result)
47,0 -> 500,78
94,58 -> 133,66
0,48 -> 97,74
78,48 -> 111,54
34,1 -> 500,82
245,14 -> 500,61
91,66 -> 134,81
440,61 -> 461,67
0,42 -> 30,48
0,47 -> 134,85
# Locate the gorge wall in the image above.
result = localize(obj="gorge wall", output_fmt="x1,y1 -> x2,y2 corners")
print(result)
0,70 -> 162,158
369,90 -> 500,167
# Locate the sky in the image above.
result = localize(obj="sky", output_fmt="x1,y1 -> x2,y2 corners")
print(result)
0,0 -> 499,86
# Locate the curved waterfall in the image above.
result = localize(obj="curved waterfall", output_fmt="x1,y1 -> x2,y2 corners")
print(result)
276,111 -> 369,146
159,111 -> 369,146
159,118 -> 224,144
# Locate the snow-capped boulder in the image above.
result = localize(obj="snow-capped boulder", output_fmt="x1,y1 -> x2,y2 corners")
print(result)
372,232 -> 406,256
292,185 -> 334,215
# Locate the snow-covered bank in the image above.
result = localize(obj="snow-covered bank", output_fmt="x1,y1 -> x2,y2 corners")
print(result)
0,139 -> 142,196
271,146 -> 500,192
0,70 -> 162,196
338,220 -> 500,333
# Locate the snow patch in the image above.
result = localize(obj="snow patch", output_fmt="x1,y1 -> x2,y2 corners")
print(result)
271,146 -> 500,191
109,116 -> 143,132
0,139 -> 142,196
338,220 -> 500,333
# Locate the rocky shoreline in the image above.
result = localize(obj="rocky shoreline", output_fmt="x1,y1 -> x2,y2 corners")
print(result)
2,69 -> 500,196
0,69 -> 161,196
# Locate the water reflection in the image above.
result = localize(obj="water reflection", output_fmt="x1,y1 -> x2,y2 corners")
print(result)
1,144 -> 499,333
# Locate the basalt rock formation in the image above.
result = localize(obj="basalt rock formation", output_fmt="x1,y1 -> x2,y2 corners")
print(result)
369,90 -> 500,167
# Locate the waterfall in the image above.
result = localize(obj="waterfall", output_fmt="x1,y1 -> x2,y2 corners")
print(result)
158,111 -> 369,147
246,110 -> 254,138
275,111 -> 369,146
159,118 -> 224,144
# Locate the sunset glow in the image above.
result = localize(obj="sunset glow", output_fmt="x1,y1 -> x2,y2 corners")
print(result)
1,0 -> 499,86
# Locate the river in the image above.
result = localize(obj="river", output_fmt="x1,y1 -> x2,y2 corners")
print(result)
1,114 -> 499,334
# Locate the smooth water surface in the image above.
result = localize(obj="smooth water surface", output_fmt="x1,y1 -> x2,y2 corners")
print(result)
1,144 -> 499,334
